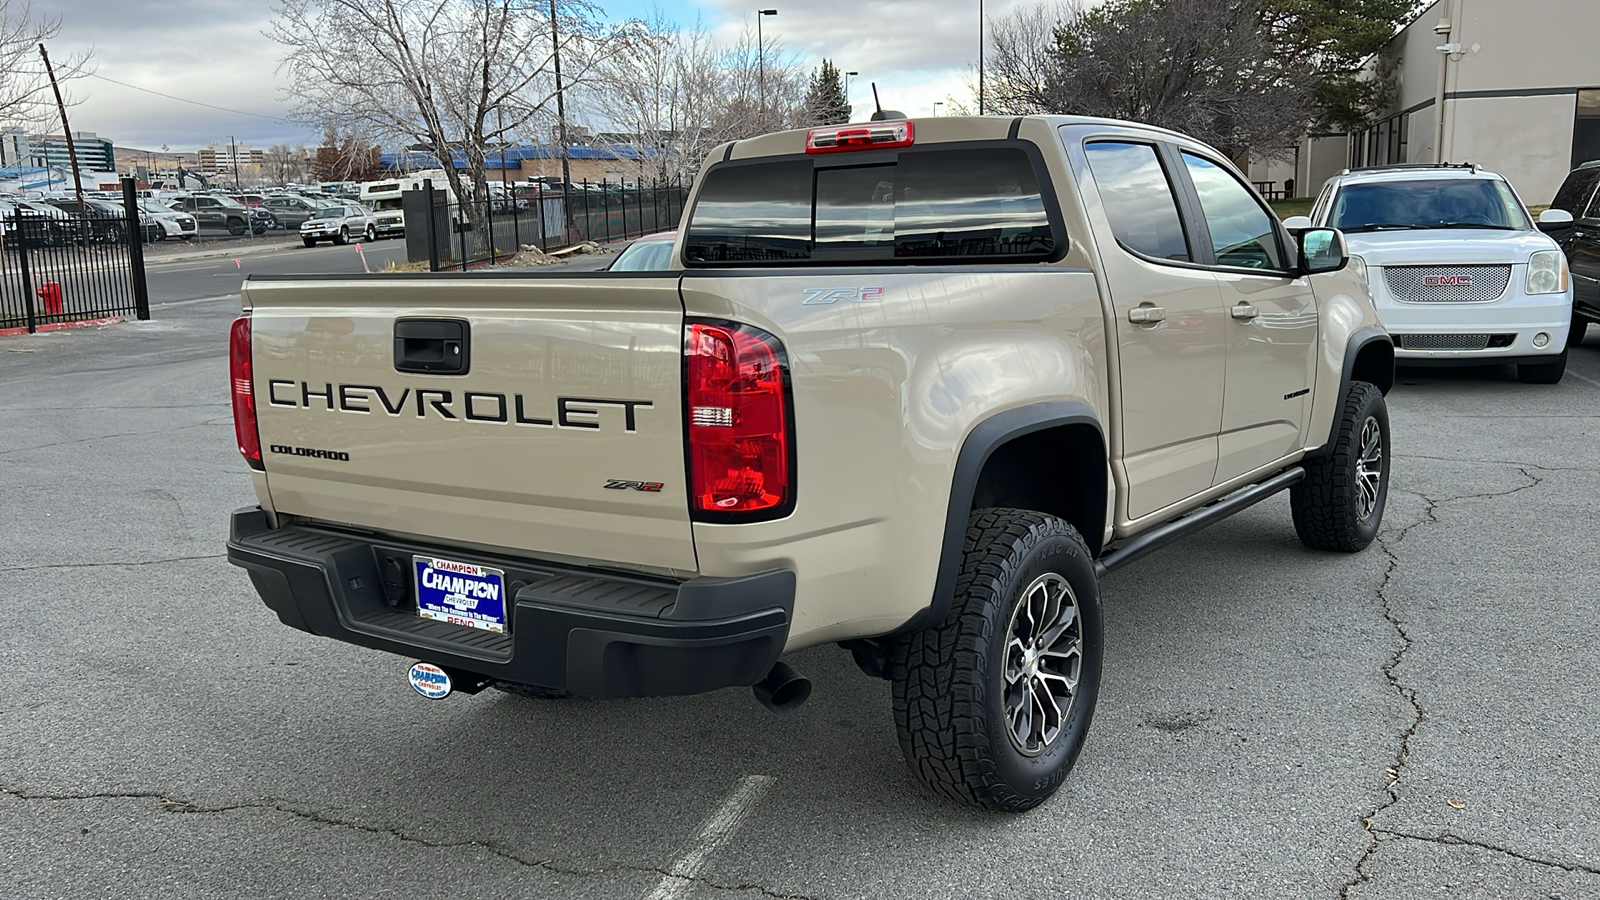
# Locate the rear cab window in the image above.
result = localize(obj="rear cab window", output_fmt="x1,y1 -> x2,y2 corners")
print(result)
682,143 -> 1064,266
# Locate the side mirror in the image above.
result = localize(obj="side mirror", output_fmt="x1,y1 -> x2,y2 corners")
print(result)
1282,215 -> 1313,232
1300,227 -> 1348,275
1537,208 -> 1574,233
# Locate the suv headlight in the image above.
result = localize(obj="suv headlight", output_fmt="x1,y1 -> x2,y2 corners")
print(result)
1349,254 -> 1369,289
1526,250 -> 1569,295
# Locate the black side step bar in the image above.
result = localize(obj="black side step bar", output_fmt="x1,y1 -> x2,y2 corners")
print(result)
1094,467 -> 1306,577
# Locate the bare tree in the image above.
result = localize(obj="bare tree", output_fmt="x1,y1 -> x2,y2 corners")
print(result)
269,0 -> 630,227
263,143 -> 306,185
0,1 -> 91,129
987,0 -> 1313,158
585,16 -> 804,183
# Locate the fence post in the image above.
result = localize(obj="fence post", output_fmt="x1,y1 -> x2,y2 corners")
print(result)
423,180 -> 440,272
485,193 -> 496,264
17,221 -> 36,334
121,177 -> 150,321
537,189 -> 547,252
459,198 -> 469,273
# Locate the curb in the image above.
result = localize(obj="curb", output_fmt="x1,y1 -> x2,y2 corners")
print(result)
145,240 -> 303,265
0,316 -> 123,338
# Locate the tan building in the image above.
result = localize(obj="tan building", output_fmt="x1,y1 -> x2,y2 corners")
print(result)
1252,0 -> 1600,204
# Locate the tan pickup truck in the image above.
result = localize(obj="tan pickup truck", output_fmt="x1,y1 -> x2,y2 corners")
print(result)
226,115 -> 1394,811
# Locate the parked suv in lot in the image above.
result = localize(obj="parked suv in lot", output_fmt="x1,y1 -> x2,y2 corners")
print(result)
167,195 -> 272,236
1296,163 -> 1573,383
226,116 -> 1394,811
299,203 -> 375,246
1545,159 -> 1600,345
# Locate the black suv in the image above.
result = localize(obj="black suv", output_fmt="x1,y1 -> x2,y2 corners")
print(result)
166,195 -> 272,236
1547,161 -> 1600,346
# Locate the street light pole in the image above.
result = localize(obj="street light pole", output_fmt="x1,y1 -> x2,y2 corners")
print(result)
757,9 -> 777,124
933,101 -> 944,117
845,70 -> 859,119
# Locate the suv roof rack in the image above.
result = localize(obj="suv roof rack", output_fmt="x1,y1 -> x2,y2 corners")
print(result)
1339,162 -> 1481,176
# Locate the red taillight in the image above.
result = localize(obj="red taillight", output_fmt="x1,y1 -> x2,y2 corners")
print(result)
230,315 -> 262,470
805,120 -> 915,154
686,322 -> 793,518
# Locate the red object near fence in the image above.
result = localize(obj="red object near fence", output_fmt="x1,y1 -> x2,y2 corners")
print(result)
36,281 -> 64,316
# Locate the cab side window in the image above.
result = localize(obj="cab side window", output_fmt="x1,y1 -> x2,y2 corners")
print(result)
1180,152 -> 1286,271
1084,141 -> 1191,262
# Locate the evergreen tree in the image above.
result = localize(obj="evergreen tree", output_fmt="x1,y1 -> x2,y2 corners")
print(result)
803,59 -> 852,126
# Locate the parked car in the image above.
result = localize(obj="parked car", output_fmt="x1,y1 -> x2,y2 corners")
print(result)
299,203 -> 375,246
226,114 -> 1394,812
165,195 -> 272,235
0,198 -> 60,248
259,194 -> 323,230
42,198 -> 163,244
1543,159 -> 1600,347
606,230 -> 677,271
1294,163 -> 1573,383
139,199 -> 198,240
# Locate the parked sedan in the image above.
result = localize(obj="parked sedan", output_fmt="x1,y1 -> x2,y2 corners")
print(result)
300,204 -> 375,246
1544,160 -> 1600,347
606,230 -> 677,271
139,199 -> 198,240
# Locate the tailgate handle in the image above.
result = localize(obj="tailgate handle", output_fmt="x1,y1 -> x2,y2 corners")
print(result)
394,318 -> 470,375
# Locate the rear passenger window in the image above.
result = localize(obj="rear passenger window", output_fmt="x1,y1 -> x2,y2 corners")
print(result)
1587,186 -> 1600,220
683,146 -> 1058,266
1084,142 -> 1191,262
1180,152 -> 1285,271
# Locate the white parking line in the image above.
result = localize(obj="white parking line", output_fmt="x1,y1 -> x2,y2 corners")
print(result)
643,775 -> 775,900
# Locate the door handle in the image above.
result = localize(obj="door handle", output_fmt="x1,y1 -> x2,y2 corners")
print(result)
1230,303 -> 1260,321
1128,305 -> 1166,324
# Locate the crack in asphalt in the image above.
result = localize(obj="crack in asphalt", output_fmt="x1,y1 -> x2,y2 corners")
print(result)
6,554 -> 226,573
0,787 -> 819,900
0,421 -> 215,458
1372,828 -> 1600,878
1339,463 -> 1546,900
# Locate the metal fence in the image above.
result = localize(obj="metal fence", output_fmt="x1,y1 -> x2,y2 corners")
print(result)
403,179 -> 689,272
0,178 -> 151,333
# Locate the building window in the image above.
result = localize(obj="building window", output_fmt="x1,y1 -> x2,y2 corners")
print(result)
1575,89 -> 1600,169
1351,112 -> 1412,168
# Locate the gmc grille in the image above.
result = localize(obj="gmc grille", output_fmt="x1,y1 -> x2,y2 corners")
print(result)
1384,265 -> 1512,303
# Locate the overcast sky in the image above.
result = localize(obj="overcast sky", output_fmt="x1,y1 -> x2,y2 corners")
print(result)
40,0 -> 1034,153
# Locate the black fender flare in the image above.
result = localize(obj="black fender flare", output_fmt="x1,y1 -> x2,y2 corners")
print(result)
1313,327 -> 1394,458
894,400 -> 1104,636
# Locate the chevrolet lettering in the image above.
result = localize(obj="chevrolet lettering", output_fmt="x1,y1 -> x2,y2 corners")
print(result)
228,113 -> 1395,813
264,380 -> 654,431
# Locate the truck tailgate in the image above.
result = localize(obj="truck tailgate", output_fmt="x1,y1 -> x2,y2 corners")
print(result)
242,275 -> 695,574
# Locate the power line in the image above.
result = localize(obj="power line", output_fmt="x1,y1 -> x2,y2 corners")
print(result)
85,72 -> 284,122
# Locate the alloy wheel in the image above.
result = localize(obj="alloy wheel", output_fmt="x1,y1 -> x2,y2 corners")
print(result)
1355,415 -> 1383,522
1003,572 -> 1084,756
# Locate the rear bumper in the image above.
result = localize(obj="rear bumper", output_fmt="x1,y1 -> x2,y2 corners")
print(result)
226,507 -> 793,697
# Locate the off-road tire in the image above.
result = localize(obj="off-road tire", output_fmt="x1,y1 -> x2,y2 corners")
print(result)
1291,381 -> 1389,552
302,237 -> 316,248
891,508 -> 1103,812
227,218 -> 246,236
1518,350 -> 1567,384
333,226 -> 349,246
492,682 -> 574,700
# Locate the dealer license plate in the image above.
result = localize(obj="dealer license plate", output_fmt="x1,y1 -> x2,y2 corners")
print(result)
414,556 -> 508,633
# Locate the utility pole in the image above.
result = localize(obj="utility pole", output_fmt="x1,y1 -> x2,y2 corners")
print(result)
38,44 -> 88,243
977,0 -> 985,115
758,9 -> 777,126
1432,0 -> 1460,163
550,0 -> 573,239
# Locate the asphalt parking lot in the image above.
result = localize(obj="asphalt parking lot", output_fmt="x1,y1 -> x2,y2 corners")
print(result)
2,294 -> 1597,899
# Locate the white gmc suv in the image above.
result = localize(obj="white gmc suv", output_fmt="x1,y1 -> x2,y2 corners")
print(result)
1295,164 -> 1574,383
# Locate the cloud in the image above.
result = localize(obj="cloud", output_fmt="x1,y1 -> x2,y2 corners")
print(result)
30,0 -> 1051,156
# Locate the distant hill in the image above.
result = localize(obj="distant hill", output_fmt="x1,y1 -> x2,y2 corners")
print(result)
114,146 -> 199,172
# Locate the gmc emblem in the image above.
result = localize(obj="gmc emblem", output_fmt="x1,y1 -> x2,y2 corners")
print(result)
1423,275 -> 1471,287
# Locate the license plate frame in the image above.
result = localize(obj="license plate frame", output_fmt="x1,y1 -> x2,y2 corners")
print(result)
413,555 -> 508,633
